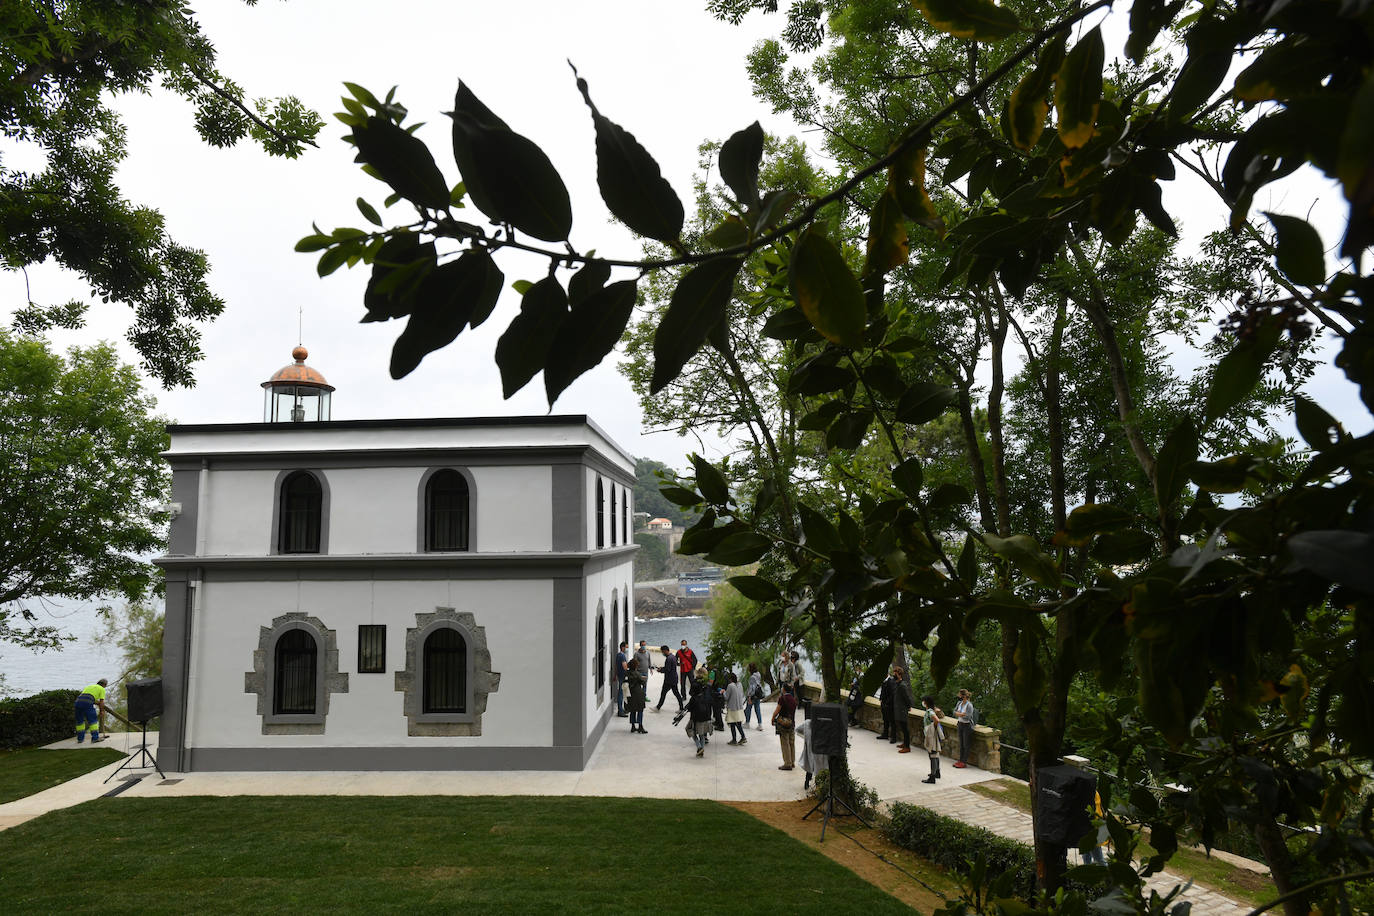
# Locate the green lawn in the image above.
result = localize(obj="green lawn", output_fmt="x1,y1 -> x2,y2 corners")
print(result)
0,796 -> 917,914
0,747 -> 126,805
966,779 -> 1276,907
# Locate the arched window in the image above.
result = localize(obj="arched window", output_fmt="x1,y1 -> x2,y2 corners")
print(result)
610,487 -> 618,546
596,476 -> 605,548
426,469 -> 470,552
622,487 -> 630,544
595,613 -> 606,691
273,628 -> 317,714
279,471 -> 322,553
423,627 -> 468,714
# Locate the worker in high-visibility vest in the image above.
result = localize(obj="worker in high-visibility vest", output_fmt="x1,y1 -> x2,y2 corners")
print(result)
74,679 -> 108,743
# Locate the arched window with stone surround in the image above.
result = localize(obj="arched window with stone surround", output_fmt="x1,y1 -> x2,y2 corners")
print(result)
273,628 -> 318,714
278,470 -> 323,553
423,626 -> 467,713
425,469 -> 471,552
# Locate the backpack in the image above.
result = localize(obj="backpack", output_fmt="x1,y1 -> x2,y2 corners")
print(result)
967,705 -> 979,727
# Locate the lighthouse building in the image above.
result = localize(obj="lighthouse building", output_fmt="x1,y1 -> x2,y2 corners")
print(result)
155,348 -> 637,771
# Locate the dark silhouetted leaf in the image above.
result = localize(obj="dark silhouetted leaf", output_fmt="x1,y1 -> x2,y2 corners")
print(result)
860,643 -> 895,697
389,248 -> 501,378
1007,36 -> 1065,150
896,383 -> 957,424
912,0 -> 1022,41
1060,503 -> 1134,548
1294,396 -> 1341,451
890,144 -> 944,235
799,504 -> 842,556
692,454 -> 731,506
728,575 -> 783,602
450,83 -> 573,242
708,531 -> 773,566
928,483 -> 970,511
827,410 -> 873,449
738,606 -> 785,644
864,188 -> 909,280
1204,322 -> 1279,421
568,259 -> 612,306
544,279 -> 637,403
364,234 -> 434,321
705,216 -> 750,249
660,486 -> 703,507
352,115 -> 451,210
1155,418 -> 1198,509
1054,27 -> 1104,150
1263,212 -> 1326,285
719,121 -> 765,208
892,457 -> 924,501
574,70 -> 683,242
762,306 -> 817,340
754,189 -> 802,233
789,226 -> 866,347
958,534 -> 978,586
495,276 -> 568,398
651,257 -> 745,393
983,533 -> 1060,588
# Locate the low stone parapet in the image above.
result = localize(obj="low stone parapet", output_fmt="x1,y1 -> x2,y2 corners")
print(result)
796,680 -> 1001,772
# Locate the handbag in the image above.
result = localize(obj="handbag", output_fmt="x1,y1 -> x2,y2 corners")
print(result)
774,715 -> 794,730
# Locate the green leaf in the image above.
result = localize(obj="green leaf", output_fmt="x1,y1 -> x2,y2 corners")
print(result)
651,257 -> 745,394
544,279 -> 637,403
983,533 -> 1060,589
860,643 -> 895,697
826,410 -> 873,449
737,606 -> 785,645
708,531 -> 773,566
1190,455 -> 1260,493
351,115 -> 451,210
912,0 -> 1022,41
494,276 -> 568,398
691,454 -> 731,506
574,69 -> 683,242
927,484 -> 970,511
889,145 -> 943,235
799,504 -> 842,556
1294,396 -> 1341,451
1155,419 -> 1198,510
895,383 -> 957,424
752,479 -> 778,519
728,575 -> 783,603
295,234 -> 333,253
356,197 -> 382,226
761,307 -> 817,341
1010,626 -> 1048,709
957,534 -> 978,586
864,188 -> 909,280
659,486 -> 703,507
1060,503 -> 1133,548
799,400 -> 846,431
892,457 -> 923,500
389,249 -> 499,378
1054,27 -> 1104,150
1092,529 -> 1155,565
1204,322 -> 1279,422
1263,212 -> 1326,285
1007,36 -> 1064,151
719,121 -> 765,208
1337,71 -> 1374,259
450,83 -> 573,242
754,189 -> 801,233
789,227 -> 866,347
1126,0 -> 1182,63
705,216 -> 750,249
316,245 -> 351,278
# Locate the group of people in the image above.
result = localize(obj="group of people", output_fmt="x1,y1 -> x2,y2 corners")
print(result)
864,666 -> 978,783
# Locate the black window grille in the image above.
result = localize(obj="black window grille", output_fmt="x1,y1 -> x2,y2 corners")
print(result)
622,488 -> 629,543
279,471 -> 322,553
426,469 -> 470,552
610,487 -> 617,546
423,627 -> 467,713
274,628 -> 317,714
596,476 -> 605,548
595,614 -> 606,690
358,625 -> 386,673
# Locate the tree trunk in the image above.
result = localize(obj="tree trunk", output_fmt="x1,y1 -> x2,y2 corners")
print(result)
956,383 -> 996,531
982,295 -> 1012,536
1047,294 -> 1068,535
1254,816 -> 1307,916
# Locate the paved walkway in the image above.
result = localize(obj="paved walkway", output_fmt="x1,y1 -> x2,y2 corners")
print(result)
2,683 -> 1257,914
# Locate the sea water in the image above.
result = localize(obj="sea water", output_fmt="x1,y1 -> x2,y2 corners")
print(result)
1,599 -> 121,697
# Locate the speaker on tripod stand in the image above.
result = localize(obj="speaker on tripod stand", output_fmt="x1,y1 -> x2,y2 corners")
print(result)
104,676 -> 166,783
802,703 -> 869,840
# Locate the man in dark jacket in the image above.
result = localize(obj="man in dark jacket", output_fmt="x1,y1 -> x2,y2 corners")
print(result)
877,670 -> 897,742
656,645 -> 682,711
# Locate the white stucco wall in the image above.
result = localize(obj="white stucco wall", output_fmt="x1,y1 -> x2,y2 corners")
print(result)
472,465 -> 552,552
583,559 -> 635,739
185,576 -> 555,749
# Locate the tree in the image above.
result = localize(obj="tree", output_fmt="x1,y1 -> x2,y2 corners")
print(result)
1,0 -> 322,387
305,0 -> 1374,908
632,458 -> 696,527
0,331 -> 169,649
96,597 -> 165,719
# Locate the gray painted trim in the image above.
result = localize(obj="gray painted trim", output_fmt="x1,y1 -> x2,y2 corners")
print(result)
167,446 -> 608,473
551,578 -> 584,748
186,745 -> 589,771
169,415 -> 597,434
168,470 -> 200,556
158,570 -> 192,772
268,468 -> 332,555
414,466 -> 477,553
583,694 -> 613,767
245,614 -> 348,733
155,546 -> 639,578
582,450 -> 631,485
551,464 -> 583,551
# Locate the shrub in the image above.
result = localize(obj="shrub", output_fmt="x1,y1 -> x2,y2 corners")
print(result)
0,690 -> 79,749
882,801 -> 1039,898
811,755 -> 881,818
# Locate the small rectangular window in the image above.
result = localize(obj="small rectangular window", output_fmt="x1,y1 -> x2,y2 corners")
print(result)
358,625 -> 386,673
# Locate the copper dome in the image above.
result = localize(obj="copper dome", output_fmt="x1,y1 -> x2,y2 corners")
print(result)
262,346 -> 335,391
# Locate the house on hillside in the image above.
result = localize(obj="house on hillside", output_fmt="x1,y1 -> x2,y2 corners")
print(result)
646,517 -> 673,531
155,347 -> 636,772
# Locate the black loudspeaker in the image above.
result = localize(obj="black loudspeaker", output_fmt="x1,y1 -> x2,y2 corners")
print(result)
808,702 -> 848,757
1035,765 -> 1096,846
126,677 -> 164,723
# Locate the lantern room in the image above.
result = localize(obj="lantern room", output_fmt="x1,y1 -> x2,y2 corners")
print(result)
262,346 -> 334,423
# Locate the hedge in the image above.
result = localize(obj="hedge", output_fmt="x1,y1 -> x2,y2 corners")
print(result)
882,801 -> 1039,898
0,690 -> 79,750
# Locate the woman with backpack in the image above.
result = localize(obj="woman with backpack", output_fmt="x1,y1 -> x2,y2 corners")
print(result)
626,659 -> 647,734
920,695 -> 944,783
685,681 -> 714,757
744,662 -> 764,731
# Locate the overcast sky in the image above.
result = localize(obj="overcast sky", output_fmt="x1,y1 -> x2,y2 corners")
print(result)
3,0 -> 1369,472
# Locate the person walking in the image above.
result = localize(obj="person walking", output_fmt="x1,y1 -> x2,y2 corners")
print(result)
655,645 -> 682,711
626,659 -> 647,733
953,688 -> 977,767
614,641 -> 630,717
634,640 -> 653,684
676,640 -> 698,695
74,678 -> 108,743
877,668 -> 896,742
724,671 -> 747,745
893,666 -> 915,752
686,681 -> 713,757
920,695 -> 944,782
771,683 -> 798,770
744,662 -> 764,731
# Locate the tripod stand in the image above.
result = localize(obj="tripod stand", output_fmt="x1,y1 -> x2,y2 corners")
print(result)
802,752 -> 871,841
103,716 -> 165,783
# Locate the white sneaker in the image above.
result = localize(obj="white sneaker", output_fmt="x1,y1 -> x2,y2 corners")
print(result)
755,724 -> 763,731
